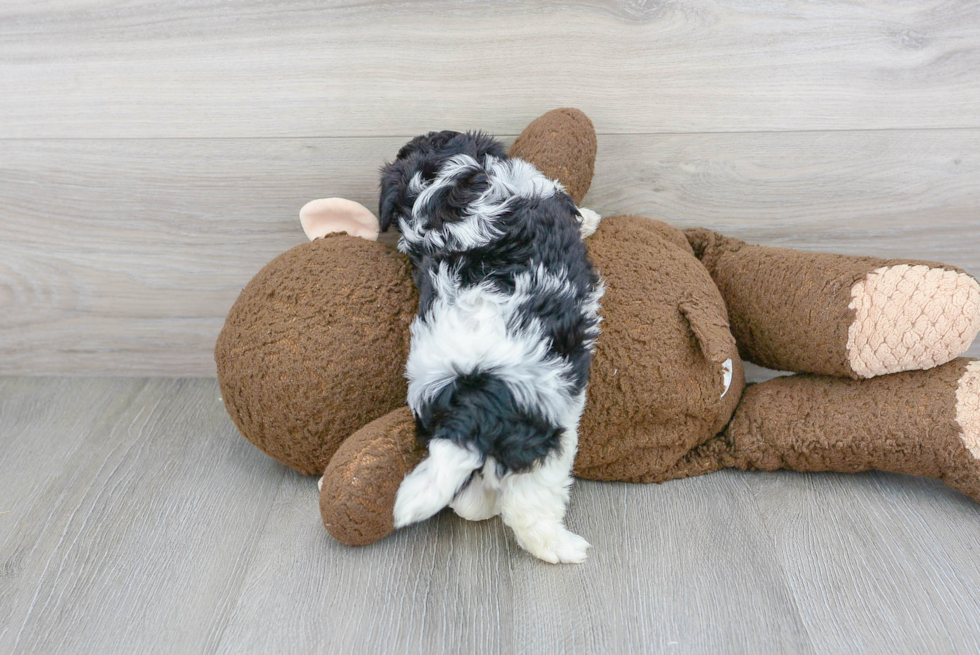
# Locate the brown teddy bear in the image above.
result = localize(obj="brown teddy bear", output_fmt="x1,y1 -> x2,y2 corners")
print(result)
215,109 -> 980,549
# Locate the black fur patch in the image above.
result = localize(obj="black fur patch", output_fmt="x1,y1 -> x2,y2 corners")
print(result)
414,372 -> 564,473
379,131 -> 505,233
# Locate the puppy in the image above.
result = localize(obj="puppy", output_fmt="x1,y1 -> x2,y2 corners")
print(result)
380,131 -> 603,564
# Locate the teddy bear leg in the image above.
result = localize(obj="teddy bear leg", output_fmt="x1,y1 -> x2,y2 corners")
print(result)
710,359 -> 980,503
684,229 -> 980,379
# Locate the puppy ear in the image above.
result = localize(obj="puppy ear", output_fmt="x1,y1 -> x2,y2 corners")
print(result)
378,160 -> 404,232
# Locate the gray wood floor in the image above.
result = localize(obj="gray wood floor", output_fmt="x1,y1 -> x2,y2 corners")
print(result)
2,377 -> 980,654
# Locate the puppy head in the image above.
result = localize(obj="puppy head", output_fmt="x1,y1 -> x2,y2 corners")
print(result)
414,372 -> 564,474
379,131 -> 506,232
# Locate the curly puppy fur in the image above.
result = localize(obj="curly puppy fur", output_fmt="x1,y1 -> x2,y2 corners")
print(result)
380,131 -> 602,563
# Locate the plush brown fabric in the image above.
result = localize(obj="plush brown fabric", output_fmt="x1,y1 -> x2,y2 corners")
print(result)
574,216 -> 744,482
711,358 -> 980,502
685,228 -> 965,378
509,108 -> 597,204
320,407 -> 425,545
215,234 -> 417,475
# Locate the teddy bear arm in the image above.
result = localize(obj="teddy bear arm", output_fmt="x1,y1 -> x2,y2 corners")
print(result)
685,228 -> 980,379
319,406 -> 425,546
704,358 -> 980,503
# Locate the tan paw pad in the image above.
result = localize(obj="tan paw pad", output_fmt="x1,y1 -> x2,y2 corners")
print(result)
957,361 -> 980,460
847,265 -> 980,378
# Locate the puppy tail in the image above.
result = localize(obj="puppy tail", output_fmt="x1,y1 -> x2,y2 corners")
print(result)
392,439 -> 483,529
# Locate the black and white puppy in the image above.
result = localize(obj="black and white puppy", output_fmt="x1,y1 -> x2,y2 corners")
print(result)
380,131 -> 603,564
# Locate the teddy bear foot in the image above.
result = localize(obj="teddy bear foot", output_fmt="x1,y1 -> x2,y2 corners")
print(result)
955,362 -> 980,456
949,361 -> 980,500
848,265 -> 980,378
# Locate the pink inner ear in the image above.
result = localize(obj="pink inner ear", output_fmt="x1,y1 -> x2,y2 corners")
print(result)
300,198 -> 381,241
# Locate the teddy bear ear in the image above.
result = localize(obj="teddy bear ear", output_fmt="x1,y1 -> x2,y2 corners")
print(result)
300,198 -> 381,241
678,293 -> 736,365
509,108 -> 597,205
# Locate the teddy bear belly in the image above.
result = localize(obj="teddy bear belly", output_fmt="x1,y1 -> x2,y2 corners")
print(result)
574,215 -> 745,481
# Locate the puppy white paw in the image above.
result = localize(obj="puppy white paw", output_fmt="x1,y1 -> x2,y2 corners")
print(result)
550,530 -> 592,564
518,526 -> 591,565
577,207 -> 601,239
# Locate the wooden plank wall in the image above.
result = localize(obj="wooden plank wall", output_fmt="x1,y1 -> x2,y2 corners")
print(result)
1,0 -> 979,375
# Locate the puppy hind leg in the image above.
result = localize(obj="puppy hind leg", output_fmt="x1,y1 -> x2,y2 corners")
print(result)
450,471 -> 500,521
393,439 -> 483,529
498,451 -> 590,564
